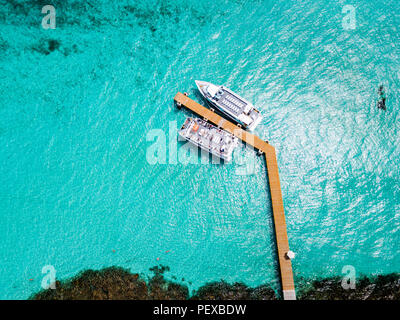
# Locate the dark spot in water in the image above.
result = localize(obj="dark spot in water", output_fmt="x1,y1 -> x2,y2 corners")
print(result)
149,265 -> 169,275
62,44 -> 79,57
377,85 -> 387,111
35,0 -> 57,7
159,3 -> 173,17
48,39 -> 60,52
31,39 -> 61,55
54,106 -> 63,116
32,39 -> 80,57
0,38 -> 9,56
5,0 -> 29,15
124,5 -> 136,14
378,100 -> 386,110
89,15 -> 101,27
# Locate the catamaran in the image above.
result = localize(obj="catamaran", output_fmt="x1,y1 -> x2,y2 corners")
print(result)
178,117 -> 239,162
195,80 -> 263,131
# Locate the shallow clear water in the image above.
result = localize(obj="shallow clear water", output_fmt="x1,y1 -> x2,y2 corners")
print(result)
0,0 -> 399,299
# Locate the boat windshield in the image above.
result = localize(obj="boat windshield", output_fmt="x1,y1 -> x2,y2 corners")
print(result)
206,84 -> 219,98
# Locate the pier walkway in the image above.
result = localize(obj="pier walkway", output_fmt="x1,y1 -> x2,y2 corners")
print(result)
174,92 -> 296,300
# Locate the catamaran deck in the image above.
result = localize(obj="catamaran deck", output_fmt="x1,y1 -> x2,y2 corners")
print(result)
174,92 -> 296,300
179,117 -> 238,162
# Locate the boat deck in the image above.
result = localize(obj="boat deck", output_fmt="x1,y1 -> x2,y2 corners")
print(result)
174,92 -> 296,300
179,118 -> 238,162
218,89 -> 247,116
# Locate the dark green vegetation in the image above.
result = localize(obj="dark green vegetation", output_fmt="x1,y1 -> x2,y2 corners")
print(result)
32,266 -> 188,300
298,274 -> 400,300
31,265 -> 276,300
31,266 -> 400,300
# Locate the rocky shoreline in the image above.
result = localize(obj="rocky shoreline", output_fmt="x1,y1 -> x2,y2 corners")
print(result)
298,273 -> 400,300
31,266 -> 400,300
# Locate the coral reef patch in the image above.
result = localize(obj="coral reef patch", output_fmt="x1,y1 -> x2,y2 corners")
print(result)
31,266 -> 400,300
298,273 -> 400,300
31,265 -> 276,300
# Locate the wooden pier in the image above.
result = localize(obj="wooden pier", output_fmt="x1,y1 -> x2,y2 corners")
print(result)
174,92 -> 296,300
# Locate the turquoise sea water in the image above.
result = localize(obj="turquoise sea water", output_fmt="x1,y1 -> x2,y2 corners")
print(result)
1,0 -> 400,299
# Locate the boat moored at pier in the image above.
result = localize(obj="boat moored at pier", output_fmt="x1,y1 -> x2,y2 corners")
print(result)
178,117 -> 239,162
195,80 -> 263,131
